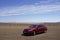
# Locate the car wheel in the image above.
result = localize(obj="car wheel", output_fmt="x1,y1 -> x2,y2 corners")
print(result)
43,29 -> 47,33
32,31 -> 36,36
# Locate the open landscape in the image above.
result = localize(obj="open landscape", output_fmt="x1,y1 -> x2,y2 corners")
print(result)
0,0 -> 60,40
0,23 -> 60,40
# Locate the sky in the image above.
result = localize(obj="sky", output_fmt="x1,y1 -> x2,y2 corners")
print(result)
0,0 -> 60,23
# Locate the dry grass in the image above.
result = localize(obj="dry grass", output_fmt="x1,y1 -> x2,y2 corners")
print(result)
0,23 -> 60,40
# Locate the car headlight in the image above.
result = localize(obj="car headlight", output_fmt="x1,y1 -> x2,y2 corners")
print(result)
28,30 -> 32,31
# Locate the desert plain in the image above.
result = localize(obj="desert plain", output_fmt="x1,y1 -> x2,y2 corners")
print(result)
0,23 -> 60,40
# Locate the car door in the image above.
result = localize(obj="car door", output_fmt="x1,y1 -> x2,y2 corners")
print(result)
37,25 -> 44,32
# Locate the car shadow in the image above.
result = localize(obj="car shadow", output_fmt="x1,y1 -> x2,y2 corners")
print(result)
21,32 -> 46,36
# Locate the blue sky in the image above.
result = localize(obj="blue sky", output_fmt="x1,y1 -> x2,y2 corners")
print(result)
0,0 -> 60,23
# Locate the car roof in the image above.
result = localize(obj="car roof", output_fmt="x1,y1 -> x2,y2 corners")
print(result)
31,24 -> 44,26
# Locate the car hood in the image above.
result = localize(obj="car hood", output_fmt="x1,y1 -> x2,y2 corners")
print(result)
24,28 -> 35,30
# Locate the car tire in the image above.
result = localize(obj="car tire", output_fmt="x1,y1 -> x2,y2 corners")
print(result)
43,29 -> 47,33
32,31 -> 36,36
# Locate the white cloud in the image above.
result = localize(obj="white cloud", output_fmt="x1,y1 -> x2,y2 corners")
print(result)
35,0 -> 60,5
0,5 -> 60,16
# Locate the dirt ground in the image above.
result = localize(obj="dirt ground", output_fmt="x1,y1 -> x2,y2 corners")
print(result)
0,23 -> 60,40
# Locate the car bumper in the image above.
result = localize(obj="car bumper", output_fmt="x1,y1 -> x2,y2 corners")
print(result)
23,31 -> 33,35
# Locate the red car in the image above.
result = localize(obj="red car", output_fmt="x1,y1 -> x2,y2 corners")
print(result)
23,24 -> 47,35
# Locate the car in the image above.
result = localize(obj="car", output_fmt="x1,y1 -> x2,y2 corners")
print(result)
23,24 -> 47,35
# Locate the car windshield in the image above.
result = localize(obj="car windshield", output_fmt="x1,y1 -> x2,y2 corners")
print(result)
37,25 -> 43,28
29,25 -> 37,28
